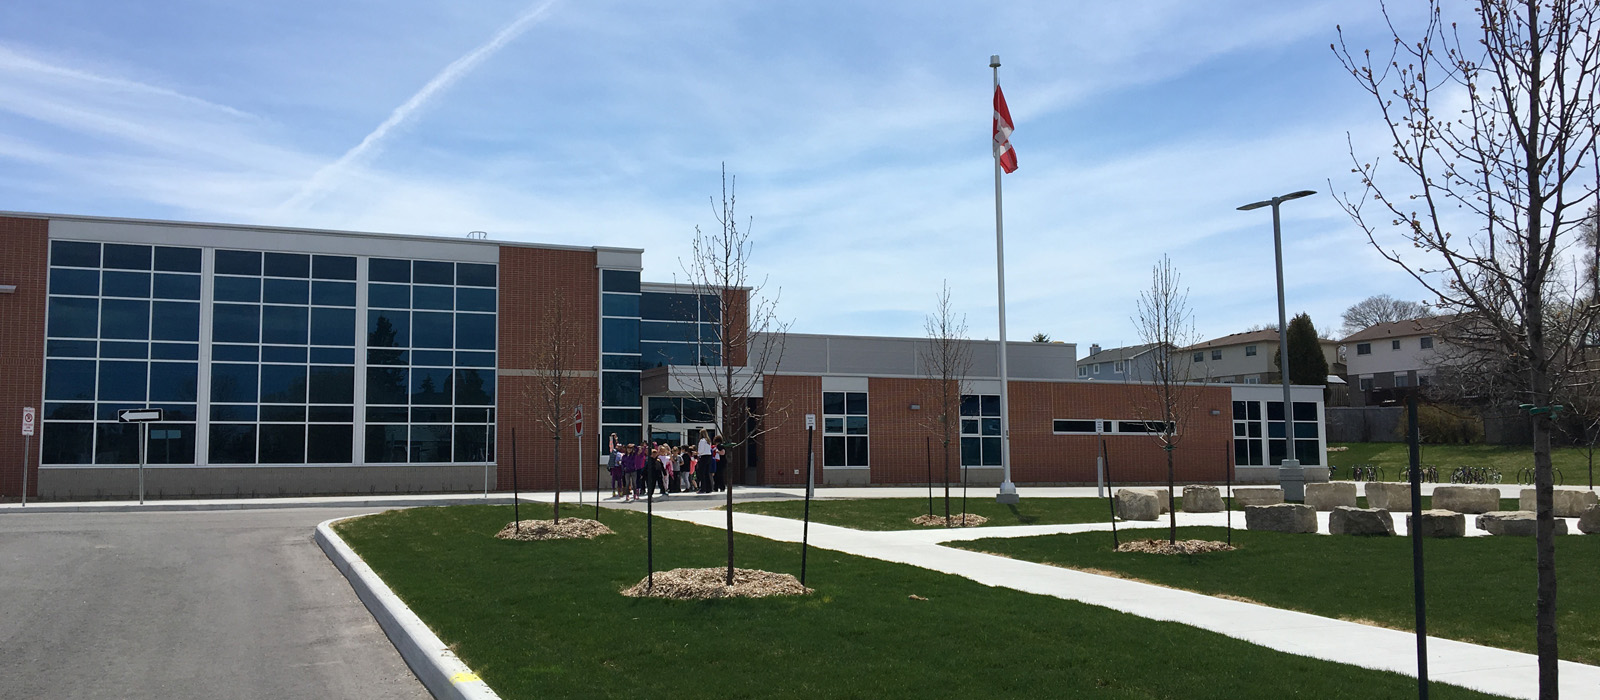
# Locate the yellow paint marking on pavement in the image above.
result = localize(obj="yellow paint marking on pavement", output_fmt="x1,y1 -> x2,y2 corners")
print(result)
451,672 -> 481,683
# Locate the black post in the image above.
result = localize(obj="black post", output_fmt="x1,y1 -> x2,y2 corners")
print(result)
802,425 -> 814,585
925,435 -> 933,517
511,428 -> 520,534
1407,392 -> 1429,699
647,456 -> 655,592
1225,441 -> 1234,546
1103,437 -> 1119,548
595,436 -> 602,521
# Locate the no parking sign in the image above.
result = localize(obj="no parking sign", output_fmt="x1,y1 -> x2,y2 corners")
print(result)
21,407 -> 34,436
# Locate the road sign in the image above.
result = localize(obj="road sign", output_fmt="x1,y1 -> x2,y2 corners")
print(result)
117,408 -> 164,423
574,404 -> 583,436
805,413 -> 816,430
22,407 -> 35,436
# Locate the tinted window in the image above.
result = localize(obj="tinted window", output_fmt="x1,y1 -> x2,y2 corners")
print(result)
601,269 -> 640,293
261,346 -> 306,363
413,285 -> 453,310
100,299 -> 150,339
846,392 -> 868,415
312,255 -> 357,280
260,364 -> 307,403
312,281 -> 357,307
365,425 -> 409,463
45,360 -> 96,400
309,366 -> 354,404
210,363 -> 259,403
50,268 -> 98,296
410,368 -> 452,405
153,274 -> 201,300
97,360 -> 147,401
456,314 -> 494,350
51,240 -> 100,268
102,244 -> 152,270
454,369 -> 494,405
369,283 -> 408,309
310,308 -> 356,346
366,367 -> 408,404
369,258 -> 410,283
42,423 -> 94,465
307,425 -> 353,463
414,261 -> 453,285
210,424 -> 257,464
640,292 -> 698,321
367,310 -> 408,347
213,304 -> 260,343
47,297 -> 98,338
263,278 -> 309,304
602,318 -> 639,353
263,252 -> 310,278
148,362 -> 198,402
456,288 -> 496,313
215,250 -> 261,276
412,312 -> 452,348
101,271 -> 150,298
602,293 -> 639,317
456,263 -> 496,287
258,424 -> 306,463
214,276 -> 260,302
261,306 -> 308,345
154,246 -> 201,272
151,302 -> 200,341
602,371 -> 640,406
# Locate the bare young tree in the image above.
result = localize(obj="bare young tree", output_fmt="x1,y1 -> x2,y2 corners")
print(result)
679,164 -> 791,585
1339,294 -> 1431,336
1334,3 -> 1600,693
528,288 -> 579,523
1131,255 -> 1204,545
918,282 -> 972,525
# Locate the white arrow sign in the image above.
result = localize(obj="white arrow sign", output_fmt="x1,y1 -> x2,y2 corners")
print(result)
117,408 -> 165,423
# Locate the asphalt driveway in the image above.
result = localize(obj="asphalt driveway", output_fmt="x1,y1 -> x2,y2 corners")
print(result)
0,508 -> 427,700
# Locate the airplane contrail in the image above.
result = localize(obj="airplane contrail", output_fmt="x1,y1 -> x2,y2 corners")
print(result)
278,0 -> 559,214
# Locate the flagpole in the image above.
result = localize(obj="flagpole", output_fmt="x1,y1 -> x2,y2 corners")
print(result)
991,54 -> 1019,505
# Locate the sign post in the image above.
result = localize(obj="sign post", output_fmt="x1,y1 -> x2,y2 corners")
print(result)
21,407 -> 35,506
118,408 -> 162,504
574,404 -> 584,505
802,413 -> 816,584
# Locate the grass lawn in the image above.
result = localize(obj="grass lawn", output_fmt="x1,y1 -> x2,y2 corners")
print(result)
953,526 -> 1600,665
1330,442 -> 1600,486
733,496 -> 1114,531
334,504 -> 1511,699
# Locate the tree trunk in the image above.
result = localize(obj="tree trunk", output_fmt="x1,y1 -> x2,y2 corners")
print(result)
943,437 -> 952,526
553,436 -> 561,523
1166,446 -> 1176,545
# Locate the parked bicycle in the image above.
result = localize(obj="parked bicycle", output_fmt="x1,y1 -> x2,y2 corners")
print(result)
1350,463 -> 1386,482
1516,466 -> 1566,486
1450,465 -> 1503,484
1397,464 -> 1440,483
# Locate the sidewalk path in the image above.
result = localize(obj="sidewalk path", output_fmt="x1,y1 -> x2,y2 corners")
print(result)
657,509 -> 1599,700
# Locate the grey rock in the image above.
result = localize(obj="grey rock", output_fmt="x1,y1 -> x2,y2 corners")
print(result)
1329,506 -> 1395,536
1182,485 -> 1224,513
1432,486 -> 1501,514
1244,504 -> 1318,534
1517,488 -> 1599,518
1476,510 -> 1569,537
1305,482 -> 1358,511
1233,487 -> 1284,507
1579,504 -> 1600,535
1406,509 -> 1466,538
1365,482 -> 1412,511
1114,488 -> 1162,521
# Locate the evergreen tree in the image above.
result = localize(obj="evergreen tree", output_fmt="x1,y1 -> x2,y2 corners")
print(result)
1273,313 -> 1327,385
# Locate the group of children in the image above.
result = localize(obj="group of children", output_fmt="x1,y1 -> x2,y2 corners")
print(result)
607,430 -> 727,502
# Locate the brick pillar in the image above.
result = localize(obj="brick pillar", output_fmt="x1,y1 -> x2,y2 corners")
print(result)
0,215 -> 49,500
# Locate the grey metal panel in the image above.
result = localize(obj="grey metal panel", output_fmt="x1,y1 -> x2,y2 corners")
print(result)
762,333 -> 1074,380
826,336 -> 920,375
595,247 -> 643,270
49,219 -> 502,263
1009,342 -> 1076,380
768,334 -> 831,373
36,466 -> 495,499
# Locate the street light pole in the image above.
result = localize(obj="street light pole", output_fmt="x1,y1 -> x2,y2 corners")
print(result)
1238,190 -> 1315,501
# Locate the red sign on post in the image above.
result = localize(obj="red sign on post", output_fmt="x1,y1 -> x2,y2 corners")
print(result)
22,407 -> 35,437
573,404 -> 583,437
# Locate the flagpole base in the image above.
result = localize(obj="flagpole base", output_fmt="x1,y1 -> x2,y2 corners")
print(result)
996,480 -> 1020,505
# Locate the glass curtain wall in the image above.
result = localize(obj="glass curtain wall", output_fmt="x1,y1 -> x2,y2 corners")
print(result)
599,270 -> 642,452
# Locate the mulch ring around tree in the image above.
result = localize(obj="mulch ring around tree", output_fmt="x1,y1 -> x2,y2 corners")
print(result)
1116,539 -> 1235,555
494,518 -> 615,541
621,567 -> 813,600
911,513 -> 989,527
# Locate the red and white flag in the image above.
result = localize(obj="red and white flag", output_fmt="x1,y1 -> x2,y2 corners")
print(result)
993,85 -> 1018,173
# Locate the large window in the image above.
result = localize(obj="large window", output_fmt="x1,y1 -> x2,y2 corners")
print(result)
639,291 -> 722,368
42,241 -> 201,465
40,243 -> 497,467
599,270 -> 643,452
1233,399 -> 1320,467
961,394 -> 1002,467
822,391 -> 868,467
362,257 -> 497,464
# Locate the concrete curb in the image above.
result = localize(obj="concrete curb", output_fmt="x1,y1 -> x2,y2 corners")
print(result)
0,496 -> 516,515
315,515 -> 502,700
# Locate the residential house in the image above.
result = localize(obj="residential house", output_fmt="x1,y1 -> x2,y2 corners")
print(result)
1074,343 -> 1168,382
1342,316 -> 1449,406
1183,329 -> 1344,385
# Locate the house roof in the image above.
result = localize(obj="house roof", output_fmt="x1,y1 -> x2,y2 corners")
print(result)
1341,315 -> 1452,343
1184,329 -> 1341,351
1079,342 -> 1163,365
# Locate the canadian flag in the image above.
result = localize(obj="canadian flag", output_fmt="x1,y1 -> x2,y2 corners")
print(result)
993,85 -> 1018,173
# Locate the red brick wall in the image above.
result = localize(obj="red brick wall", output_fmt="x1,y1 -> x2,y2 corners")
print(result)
0,216 -> 48,500
758,375 -> 1235,486
496,245 -> 601,491
754,374 -> 819,485
723,288 -> 749,366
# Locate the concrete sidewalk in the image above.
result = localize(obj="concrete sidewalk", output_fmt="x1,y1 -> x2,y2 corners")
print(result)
657,508 -> 1599,700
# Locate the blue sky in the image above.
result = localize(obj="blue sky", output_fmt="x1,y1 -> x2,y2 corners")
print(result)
0,0 -> 1440,349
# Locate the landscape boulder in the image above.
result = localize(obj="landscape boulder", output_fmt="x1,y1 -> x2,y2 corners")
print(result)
1364,482 -> 1412,511
1431,486 -> 1501,514
1329,506 -> 1395,536
1182,485 -> 1225,513
1406,509 -> 1466,538
1517,488 -> 1599,518
1579,505 -> 1600,535
1476,511 -> 1569,537
1233,487 -> 1284,507
1305,482 -> 1358,511
1244,504 -> 1318,534
1114,489 -> 1162,521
